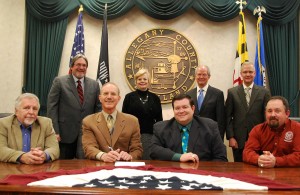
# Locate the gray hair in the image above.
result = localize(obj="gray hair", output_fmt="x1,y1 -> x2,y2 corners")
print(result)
15,93 -> 40,110
195,65 -> 211,76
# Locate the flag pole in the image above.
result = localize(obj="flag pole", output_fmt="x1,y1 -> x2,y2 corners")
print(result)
233,0 -> 248,86
97,3 -> 109,86
253,6 -> 267,87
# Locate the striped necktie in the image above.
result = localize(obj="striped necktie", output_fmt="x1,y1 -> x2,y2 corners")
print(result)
181,127 -> 189,154
245,87 -> 251,106
77,80 -> 84,105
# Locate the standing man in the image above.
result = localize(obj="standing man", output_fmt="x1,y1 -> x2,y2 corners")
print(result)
82,82 -> 142,162
150,94 -> 227,162
47,54 -> 101,159
0,93 -> 59,164
187,65 -> 225,140
243,96 -> 300,168
225,61 -> 271,162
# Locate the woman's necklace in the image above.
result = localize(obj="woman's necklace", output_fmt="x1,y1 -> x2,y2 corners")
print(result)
139,94 -> 149,104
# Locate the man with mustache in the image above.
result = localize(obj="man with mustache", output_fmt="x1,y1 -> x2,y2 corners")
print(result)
0,93 -> 59,164
243,96 -> 300,168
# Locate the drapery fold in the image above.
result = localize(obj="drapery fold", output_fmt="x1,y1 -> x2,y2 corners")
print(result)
24,0 -> 300,116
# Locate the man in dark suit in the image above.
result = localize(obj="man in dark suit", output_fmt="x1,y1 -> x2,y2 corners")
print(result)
187,65 -> 225,140
150,94 -> 227,162
47,54 -> 101,159
225,61 -> 271,162
82,82 -> 143,162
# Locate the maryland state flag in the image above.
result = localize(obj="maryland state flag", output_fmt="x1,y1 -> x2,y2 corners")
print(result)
254,16 -> 266,87
96,4 -> 109,86
233,11 -> 249,86
69,5 -> 85,74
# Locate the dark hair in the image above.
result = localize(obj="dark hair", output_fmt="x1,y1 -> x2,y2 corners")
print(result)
171,94 -> 194,109
70,53 -> 88,67
267,96 -> 290,111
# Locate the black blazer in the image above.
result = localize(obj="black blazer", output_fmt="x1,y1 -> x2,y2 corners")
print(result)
187,85 -> 225,139
150,116 -> 228,162
122,90 -> 162,134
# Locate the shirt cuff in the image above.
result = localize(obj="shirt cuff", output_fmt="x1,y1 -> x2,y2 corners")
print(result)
45,152 -> 51,162
96,152 -> 105,161
172,153 -> 182,161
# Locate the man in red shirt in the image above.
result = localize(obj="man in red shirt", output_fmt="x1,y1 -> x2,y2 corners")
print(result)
243,96 -> 300,168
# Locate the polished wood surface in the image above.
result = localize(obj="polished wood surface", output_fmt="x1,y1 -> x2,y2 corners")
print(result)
0,160 -> 299,194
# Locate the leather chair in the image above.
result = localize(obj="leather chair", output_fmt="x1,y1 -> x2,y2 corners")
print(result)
0,113 -> 12,118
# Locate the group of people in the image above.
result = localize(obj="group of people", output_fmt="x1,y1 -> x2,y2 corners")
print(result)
0,53 -> 299,168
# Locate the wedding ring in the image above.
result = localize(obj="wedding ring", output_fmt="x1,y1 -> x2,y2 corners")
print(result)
260,164 -> 263,167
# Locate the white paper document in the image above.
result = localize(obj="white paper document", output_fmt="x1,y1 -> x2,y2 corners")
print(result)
114,161 -> 145,167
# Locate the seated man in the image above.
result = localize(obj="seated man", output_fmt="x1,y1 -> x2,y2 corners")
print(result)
0,93 -> 59,164
150,94 -> 227,162
243,96 -> 300,168
82,82 -> 143,162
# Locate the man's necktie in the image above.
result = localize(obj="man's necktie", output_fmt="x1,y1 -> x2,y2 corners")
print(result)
181,127 -> 189,154
245,87 -> 251,106
197,89 -> 204,111
107,115 -> 114,134
77,80 -> 84,105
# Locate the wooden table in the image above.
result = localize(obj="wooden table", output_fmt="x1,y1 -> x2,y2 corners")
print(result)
0,160 -> 299,194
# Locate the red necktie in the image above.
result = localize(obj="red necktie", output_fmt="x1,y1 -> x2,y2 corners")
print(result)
77,80 -> 84,104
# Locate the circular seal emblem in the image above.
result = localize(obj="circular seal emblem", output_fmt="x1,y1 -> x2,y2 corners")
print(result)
124,29 -> 198,103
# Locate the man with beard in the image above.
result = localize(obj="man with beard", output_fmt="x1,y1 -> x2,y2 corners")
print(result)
0,93 -> 59,164
243,96 -> 300,168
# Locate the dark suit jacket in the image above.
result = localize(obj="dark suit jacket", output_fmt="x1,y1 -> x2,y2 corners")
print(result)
0,115 -> 59,163
47,74 -> 101,143
225,84 -> 271,148
187,85 -> 225,139
150,116 -> 227,161
82,111 -> 143,160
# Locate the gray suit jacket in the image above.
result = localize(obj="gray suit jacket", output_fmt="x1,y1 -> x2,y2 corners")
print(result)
225,84 -> 271,148
47,74 -> 101,143
0,115 -> 59,163
150,116 -> 227,161
187,85 -> 225,139
82,111 -> 143,160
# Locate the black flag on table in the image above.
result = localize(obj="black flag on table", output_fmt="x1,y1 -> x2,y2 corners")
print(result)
69,5 -> 85,74
97,4 -> 109,86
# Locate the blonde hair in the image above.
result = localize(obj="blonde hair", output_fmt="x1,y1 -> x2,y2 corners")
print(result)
134,69 -> 150,82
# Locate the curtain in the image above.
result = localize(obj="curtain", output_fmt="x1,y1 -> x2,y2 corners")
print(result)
24,0 -> 79,115
25,0 -> 300,116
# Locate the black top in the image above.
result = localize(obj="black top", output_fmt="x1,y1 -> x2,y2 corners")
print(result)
122,89 -> 163,134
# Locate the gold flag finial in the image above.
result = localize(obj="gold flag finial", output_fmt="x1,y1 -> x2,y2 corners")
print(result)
78,5 -> 83,14
235,0 -> 247,11
253,6 -> 266,19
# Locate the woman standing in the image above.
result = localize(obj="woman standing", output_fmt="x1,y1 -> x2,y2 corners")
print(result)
122,69 -> 163,160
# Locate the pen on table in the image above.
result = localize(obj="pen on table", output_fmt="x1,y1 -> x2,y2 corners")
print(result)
108,146 -> 113,151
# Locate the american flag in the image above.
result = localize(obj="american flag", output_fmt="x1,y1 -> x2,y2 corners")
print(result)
97,4 -> 109,86
69,6 -> 84,73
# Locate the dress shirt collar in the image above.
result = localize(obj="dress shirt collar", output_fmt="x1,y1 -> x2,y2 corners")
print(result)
72,75 -> 85,86
243,82 -> 254,90
197,83 -> 209,93
102,110 -> 118,122
177,121 -> 192,132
